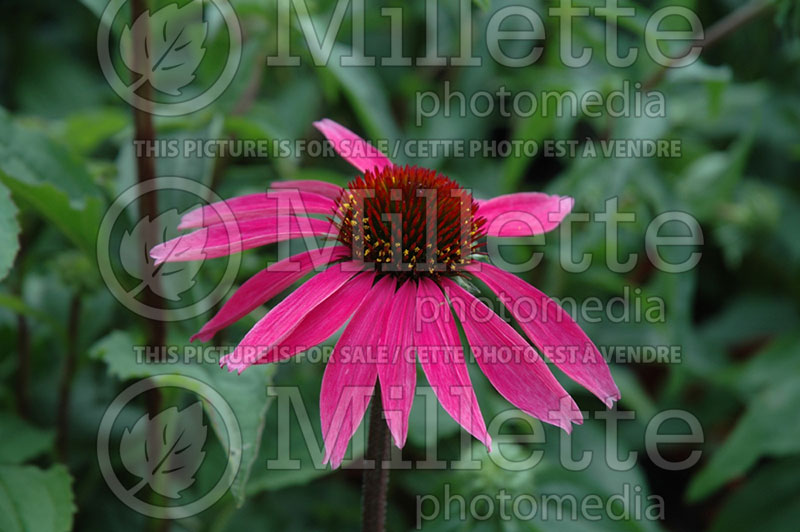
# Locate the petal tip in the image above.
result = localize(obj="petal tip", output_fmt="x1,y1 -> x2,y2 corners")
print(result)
603,391 -> 621,409
482,435 -> 493,453
391,432 -> 407,450
191,329 -> 213,343
322,450 -> 341,469
312,118 -> 334,132
149,249 -> 165,265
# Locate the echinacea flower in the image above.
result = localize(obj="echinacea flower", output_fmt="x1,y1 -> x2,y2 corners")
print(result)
151,119 -> 620,468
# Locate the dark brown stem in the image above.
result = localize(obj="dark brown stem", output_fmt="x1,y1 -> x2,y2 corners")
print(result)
362,385 -> 391,532
130,0 -> 166,337
643,0 -> 775,89
15,313 -> 30,419
130,1 -> 168,529
13,227 -> 34,420
56,294 -> 82,461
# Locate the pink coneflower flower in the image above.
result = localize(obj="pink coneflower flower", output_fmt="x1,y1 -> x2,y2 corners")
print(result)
151,119 -> 619,468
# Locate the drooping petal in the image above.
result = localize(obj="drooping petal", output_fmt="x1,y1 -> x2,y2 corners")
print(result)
478,193 -> 574,237
441,278 -> 583,432
256,271 -> 377,364
191,246 -> 350,343
467,262 -> 620,407
271,180 -> 345,200
321,276 -> 396,468
313,118 -> 393,174
221,261 -> 362,373
178,190 -> 336,230
416,278 -> 491,449
377,280 -> 417,448
150,216 -> 334,264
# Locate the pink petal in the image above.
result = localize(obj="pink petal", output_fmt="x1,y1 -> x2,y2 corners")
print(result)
221,261 -> 362,373
467,262 -> 620,407
416,278 -> 491,449
478,193 -> 574,237
441,278 -> 583,432
377,280 -> 417,448
178,190 -> 336,230
313,118 -> 393,174
191,246 -> 350,343
150,216 -> 335,264
256,271 -> 377,364
271,180 -> 345,200
321,276 -> 396,468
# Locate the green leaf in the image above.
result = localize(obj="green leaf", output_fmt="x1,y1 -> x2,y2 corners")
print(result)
0,110 -> 103,255
699,295 -> 800,351
57,108 -> 128,155
0,109 -> 99,204
687,378 -> 800,501
206,365 -> 276,506
725,335 -> 800,397
1,177 -> 102,256
90,330 -> 276,507
0,180 -> 20,281
246,376 -> 337,495
709,456 -> 800,532
39,466 -> 76,532
405,421 -> 663,531
0,414 -> 53,465
0,464 -> 75,532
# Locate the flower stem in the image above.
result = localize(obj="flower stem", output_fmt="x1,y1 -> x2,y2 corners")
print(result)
362,385 -> 390,532
129,1 -> 168,530
15,312 -> 30,419
56,293 -> 81,461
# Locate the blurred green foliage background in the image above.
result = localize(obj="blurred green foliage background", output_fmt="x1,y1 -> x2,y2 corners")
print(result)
0,0 -> 799,530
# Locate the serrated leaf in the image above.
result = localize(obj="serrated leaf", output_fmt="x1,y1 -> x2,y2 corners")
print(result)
0,109 -> 99,205
120,402 -> 207,499
38,466 -> 76,532
121,1 -> 209,96
0,180 -> 20,281
0,110 -> 102,255
0,465 -> 75,532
